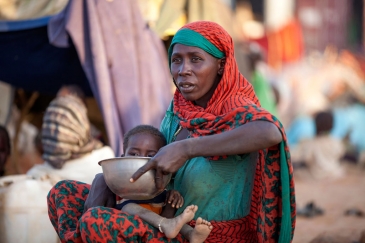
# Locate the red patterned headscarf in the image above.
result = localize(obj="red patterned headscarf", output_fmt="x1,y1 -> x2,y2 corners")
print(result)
169,21 -> 295,243
171,21 -> 260,132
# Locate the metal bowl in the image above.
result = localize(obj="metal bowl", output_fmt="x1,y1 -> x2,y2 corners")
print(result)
98,157 -> 171,200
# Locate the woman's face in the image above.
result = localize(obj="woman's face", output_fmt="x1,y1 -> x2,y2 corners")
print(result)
171,44 -> 223,108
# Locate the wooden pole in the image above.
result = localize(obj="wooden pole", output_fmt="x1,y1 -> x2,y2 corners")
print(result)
11,90 -> 39,174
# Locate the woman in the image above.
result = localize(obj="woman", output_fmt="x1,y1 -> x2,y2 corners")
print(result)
47,21 -> 295,242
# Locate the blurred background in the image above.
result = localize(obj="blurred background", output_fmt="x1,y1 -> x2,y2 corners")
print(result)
0,0 -> 364,242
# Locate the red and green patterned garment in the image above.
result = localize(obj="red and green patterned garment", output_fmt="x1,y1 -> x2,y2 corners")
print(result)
47,20 -> 295,243
167,21 -> 296,243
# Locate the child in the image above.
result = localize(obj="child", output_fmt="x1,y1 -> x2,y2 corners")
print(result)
86,125 -> 213,243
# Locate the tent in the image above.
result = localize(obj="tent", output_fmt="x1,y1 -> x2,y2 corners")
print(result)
0,16 -> 91,96
0,0 -> 173,156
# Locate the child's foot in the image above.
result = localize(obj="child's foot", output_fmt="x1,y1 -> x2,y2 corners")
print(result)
190,217 -> 213,243
161,205 -> 198,238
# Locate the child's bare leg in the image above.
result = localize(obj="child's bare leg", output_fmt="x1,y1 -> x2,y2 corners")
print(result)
180,217 -> 213,243
122,203 -> 198,239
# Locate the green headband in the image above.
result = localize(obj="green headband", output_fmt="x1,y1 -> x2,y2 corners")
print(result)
168,28 -> 225,67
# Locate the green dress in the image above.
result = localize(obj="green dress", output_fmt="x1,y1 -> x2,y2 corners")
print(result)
160,102 -> 257,221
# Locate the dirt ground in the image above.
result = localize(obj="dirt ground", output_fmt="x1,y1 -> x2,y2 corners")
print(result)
3,140 -> 365,243
293,163 -> 365,243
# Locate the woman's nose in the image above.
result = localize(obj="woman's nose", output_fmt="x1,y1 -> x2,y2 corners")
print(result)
178,63 -> 192,76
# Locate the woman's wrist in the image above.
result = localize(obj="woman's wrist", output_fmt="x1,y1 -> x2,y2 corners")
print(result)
178,138 -> 196,160
182,136 -> 201,159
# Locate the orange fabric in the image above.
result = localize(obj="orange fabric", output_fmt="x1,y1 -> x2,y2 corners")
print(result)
266,19 -> 304,69
116,195 -> 163,215
139,204 -> 163,215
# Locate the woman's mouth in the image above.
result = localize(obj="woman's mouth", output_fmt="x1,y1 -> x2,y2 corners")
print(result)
179,83 -> 195,93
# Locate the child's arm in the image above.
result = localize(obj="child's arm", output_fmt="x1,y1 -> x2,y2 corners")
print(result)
83,173 -> 116,213
160,190 -> 184,218
161,202 -> 177,218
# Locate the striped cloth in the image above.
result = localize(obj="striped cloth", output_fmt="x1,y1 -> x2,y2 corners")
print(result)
41,95 -> 102,168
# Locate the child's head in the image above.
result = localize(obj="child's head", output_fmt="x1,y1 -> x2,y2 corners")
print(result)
122,125 -> 166,157
314,111 -> 333,136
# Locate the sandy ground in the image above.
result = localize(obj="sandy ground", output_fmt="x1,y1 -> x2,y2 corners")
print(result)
293,163 -> 365,243
3,150 -> 365,243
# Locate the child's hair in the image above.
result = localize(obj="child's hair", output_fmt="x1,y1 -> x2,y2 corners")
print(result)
123,125 -> 167,153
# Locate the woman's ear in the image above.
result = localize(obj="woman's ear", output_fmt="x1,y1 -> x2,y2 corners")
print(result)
218,57 -> 226,75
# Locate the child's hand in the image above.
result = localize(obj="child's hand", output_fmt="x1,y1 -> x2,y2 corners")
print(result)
165,190 -> 184,208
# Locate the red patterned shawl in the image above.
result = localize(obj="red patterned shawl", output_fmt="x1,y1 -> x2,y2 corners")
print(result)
171,21 -> 296,243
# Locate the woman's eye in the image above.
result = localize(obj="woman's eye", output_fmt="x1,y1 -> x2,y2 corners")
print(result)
171,58 -> 180,63
147,154 -> 156,157
192,57 -> 201,62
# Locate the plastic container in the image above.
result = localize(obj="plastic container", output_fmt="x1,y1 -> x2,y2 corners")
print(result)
0,175 -> 59,243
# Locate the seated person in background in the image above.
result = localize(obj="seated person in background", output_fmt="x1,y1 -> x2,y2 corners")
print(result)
56,84 -> 104,143
290,111 -> 345,179
331,103 -> 365,166
0,125 -> 11,177
27,94 -> 114,184
84,125 -> 213,242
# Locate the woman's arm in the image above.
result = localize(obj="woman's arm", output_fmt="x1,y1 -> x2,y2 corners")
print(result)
186,120 -> 282,157
131,120 -> 282,189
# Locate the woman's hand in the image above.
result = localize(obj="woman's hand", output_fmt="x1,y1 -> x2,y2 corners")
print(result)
166,189 -> 184,209
130,141 -> 190,190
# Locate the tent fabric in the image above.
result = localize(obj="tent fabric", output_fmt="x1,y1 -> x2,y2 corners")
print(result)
48,0 -> 173,156
153,0 -> 238,38
0,16 -> 51,32
152,0 -> 186,38
0,25 -> 92,96
0,0 -> 68,21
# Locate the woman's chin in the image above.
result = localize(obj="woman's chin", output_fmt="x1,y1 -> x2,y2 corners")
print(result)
181,94 -> 196,102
